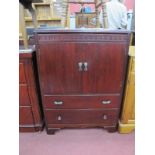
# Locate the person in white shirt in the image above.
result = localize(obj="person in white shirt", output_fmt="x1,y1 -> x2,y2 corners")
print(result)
99,0 -> 127,29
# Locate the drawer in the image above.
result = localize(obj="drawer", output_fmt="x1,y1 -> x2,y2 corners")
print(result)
45,109 -> 118,125
19,85 -> 31,106
19,107 -> 34,125
43,95 -> 120,109
19,63 -> 26,84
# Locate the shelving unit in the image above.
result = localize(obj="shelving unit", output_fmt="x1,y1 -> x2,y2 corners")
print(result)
34,3 -> 52,19
24,2 -> 62,28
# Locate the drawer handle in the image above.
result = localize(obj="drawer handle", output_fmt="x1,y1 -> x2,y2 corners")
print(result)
78,62 -> 83,71
102,100 -> 111,104
57,115 -> 62,121
102,115 -> 108,120
84,62 -> 88,71
54,101 -> 63,105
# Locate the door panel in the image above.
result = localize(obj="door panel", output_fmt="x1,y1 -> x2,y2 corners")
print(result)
38,43 -> 83,94
38,42 -> 126,94
82,43 -> 126,93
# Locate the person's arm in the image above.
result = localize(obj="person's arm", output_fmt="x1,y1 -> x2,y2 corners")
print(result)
121,6 -> 127,29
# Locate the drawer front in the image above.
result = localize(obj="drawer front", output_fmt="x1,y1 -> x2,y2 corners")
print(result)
45,109 -> 118,125
19,85 -> 31,106
19,63 -> 26,84
19,107 -> 34,125
43,95 -> 120,109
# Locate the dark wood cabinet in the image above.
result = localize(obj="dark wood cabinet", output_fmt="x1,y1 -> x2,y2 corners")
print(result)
35,29 -> 130,134
19,51 -> 43,132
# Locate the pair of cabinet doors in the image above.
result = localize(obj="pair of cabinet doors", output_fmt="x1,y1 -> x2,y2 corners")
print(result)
38,42 -> 127,95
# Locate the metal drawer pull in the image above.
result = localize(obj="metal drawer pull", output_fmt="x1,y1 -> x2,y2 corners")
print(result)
54,101 -> 63,105
84,62 -> 88,71
102,100 -> 111,104
78,62 -> 83,71
103,115 -> 108,120
57,115 -> 62,121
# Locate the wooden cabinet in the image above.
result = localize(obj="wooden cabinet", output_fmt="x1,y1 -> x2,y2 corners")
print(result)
75,13 -> 97,28
118,46 -> 135,133
35,30 -> 130,134
19,51 -> 43,132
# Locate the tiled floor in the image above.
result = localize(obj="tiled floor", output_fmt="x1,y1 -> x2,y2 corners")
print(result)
19,129 -> 135,155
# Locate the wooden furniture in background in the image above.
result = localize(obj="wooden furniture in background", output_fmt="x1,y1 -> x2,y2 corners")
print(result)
75,12 -> 97,28
19,51 -> 43,132
61,0 -> 69,27
118,46 -> 135,133
19,3 -> 28,49
35,3 -> 52,19
101,0 -> 108,28
24,2 -> 61,28
21,0 -> 109,29
69,0 -> 107,28
35,29 -> 130,134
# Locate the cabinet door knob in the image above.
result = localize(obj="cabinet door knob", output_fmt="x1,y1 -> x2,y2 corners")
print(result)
84,62 -> 88,71
57,115 -> 62,121
78,62 -> 83,71
54,101 -> 63,105
102,115 -> 108,120
101,100 -> 111,104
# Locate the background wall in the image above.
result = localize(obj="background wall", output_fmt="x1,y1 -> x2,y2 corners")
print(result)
124,0 -> 134,10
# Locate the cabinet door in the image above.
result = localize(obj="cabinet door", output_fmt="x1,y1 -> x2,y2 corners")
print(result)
82,43 -> 127,93
38,43 -> 83,94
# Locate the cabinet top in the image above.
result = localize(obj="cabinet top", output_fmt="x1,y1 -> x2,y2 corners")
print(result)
34,28 -> 131,34
19,45 -> 35,53
19,46 -> 35,59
